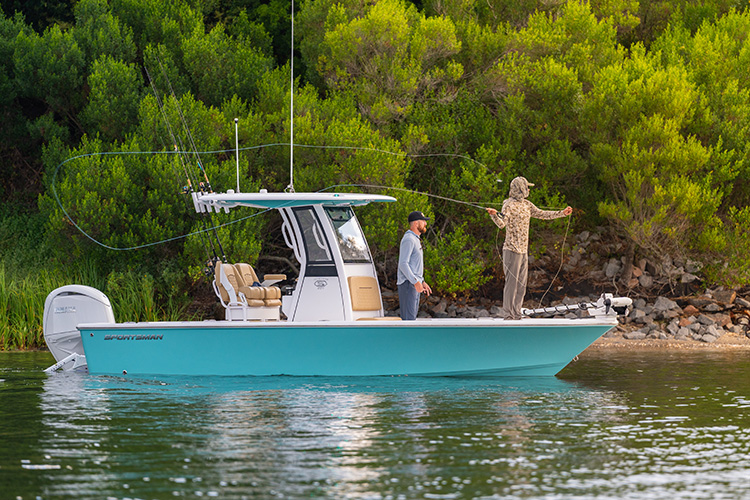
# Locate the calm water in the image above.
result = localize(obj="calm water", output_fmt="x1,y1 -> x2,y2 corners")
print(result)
2,350 -> 750,500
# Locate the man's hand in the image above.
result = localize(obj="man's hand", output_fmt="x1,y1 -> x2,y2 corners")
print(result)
423,282 -> 432,296
563,206 -> 573,216
486,207 -> 497,216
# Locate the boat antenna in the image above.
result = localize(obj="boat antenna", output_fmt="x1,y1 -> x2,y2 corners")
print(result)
234,117 -> 241,192
286,0 -> 295,193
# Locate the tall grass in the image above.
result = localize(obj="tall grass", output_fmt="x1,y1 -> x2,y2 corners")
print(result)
0,265 -> 64,350
0,264 -> 194,351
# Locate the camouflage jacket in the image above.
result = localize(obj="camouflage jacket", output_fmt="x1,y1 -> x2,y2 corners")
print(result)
489,178 -> 567,254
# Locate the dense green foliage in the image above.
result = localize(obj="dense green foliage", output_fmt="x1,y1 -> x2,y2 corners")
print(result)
2,0 -> 750,348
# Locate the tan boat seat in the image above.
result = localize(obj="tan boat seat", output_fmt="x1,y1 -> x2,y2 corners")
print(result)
235,263 -> 282,307
348,276 -> 400,320
349,276 -> 382,311
213,261 -> 281,320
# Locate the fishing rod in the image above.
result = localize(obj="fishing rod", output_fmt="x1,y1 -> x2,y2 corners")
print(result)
156,55 -> 214,195
145,63 -> 217,268
154,52 -> 227,264
149,55 -> 228,271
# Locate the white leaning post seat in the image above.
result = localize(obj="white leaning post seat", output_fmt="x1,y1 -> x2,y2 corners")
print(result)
212,262 -> 281,321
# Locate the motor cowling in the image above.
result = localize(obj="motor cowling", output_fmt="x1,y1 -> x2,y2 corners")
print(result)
43,285 -> 115,371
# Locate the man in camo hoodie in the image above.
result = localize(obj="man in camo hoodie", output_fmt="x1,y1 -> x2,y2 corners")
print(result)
486,177 -> 572,320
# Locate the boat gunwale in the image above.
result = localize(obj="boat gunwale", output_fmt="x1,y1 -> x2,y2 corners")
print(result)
77,317 -> 619,330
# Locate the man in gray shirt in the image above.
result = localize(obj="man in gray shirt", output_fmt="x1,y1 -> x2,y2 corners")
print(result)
397,211 -> 432,320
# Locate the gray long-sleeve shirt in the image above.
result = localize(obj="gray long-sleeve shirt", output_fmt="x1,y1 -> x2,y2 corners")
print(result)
397,230 -> 423,285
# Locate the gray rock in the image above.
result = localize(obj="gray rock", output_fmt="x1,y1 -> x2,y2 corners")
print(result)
655,309 -> 680,321
689,323 -> 704,333
654,296 -> 679,312
712,313 -> 732,328
432,299 -> 448,315
681,273 -> 699,283
677,327 -> 691,338
475,309 -> 490,318
639,274 -> 654,288
706,325 -> 724,338
704,303 -> 723,312
489,305 -> 503,317
736,297 -> 750,308
667,322 -> 680,335
624,331 -> 647,340
701,334 -> 718,343
631,309 -> 647,321
697,314 -> 715,326
714,290 -> 736,305
633,298 -> 647,310
605,259 -> 622,278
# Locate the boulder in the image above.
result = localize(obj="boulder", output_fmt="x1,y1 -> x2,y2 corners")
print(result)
705,325 -> 725,339
624,331 -> 647,340
682,304 -> 700,316
696,314 -> 716,326
653,296 -> 679,312
688,297 -> 714,309
678,317 -> 694,327
639,274 -> 654,288
605,259 -> 622,278
432,298 -> 448,315
714,290 -> 736,305
712,313 -> 732,328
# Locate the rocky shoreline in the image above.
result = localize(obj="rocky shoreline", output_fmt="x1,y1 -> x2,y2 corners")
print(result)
383,288 -> 750,349
381,228 -> 750,350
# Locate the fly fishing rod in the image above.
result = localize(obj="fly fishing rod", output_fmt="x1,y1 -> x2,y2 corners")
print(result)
147,56 -> 228,272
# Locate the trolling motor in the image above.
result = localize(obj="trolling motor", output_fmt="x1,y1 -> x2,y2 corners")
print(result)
522,293 -> 632,318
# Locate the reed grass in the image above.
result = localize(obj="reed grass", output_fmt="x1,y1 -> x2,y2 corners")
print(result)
0,263 -> 194,351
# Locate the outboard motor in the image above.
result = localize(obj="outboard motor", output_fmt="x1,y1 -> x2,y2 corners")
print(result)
43,285 -> 115,373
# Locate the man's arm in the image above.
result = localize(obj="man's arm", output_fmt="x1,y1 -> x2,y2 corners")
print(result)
486,208 -> 506,229
529,203 -> 572,220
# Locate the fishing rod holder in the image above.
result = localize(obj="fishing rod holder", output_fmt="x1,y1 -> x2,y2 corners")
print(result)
523,293 -> 632,318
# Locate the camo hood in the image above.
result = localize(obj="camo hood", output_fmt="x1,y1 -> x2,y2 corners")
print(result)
509,176 -> 534,200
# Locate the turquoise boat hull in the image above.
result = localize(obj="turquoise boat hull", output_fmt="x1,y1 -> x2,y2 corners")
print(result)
78,318 -> 616,377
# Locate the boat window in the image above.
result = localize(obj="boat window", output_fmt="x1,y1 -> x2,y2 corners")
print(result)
293,208 -> 333,263
324,207 -> 372,263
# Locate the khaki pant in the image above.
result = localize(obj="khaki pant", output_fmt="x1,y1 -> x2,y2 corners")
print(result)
503,249 -> 528,320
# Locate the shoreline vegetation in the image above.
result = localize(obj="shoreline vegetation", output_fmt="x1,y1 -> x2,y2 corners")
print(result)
3,227 -> 749,352
2,1 -> 750,351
